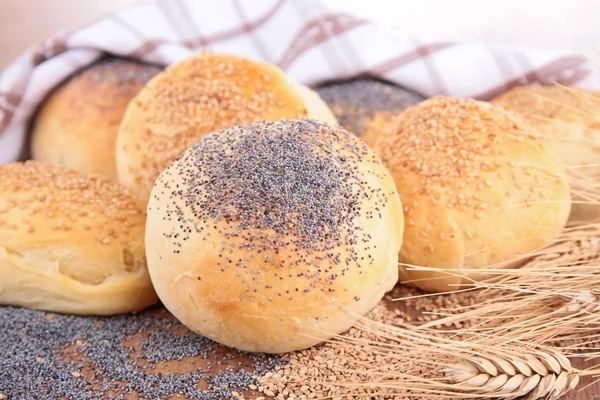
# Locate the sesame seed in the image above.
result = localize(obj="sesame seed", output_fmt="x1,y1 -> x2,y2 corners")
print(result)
0,161 -> 145,247
120,53 -> 309,197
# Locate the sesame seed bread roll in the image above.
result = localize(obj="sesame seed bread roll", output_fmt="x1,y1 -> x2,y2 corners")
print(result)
145,119 -> 403,353
31,58 -> 161,178
0,161 -> 157,315
492,85 -> 600,222
317,79 -> 425,148
374,97 -> 571,293
116,52 -> 337,200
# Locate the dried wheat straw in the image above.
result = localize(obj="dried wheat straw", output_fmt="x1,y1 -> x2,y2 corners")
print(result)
258,305 -> 594,399
403,223 -> 600,349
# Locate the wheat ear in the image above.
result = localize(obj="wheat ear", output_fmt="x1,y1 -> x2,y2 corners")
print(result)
319,314 -> 597,400
445,351 -> 583,399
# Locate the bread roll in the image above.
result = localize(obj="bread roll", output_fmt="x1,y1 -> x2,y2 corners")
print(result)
316,79 -> 425,148
31,58 -> 161,178
145,119 -> 403,353
116,52 -> 337,200
492,85 -> 600,222
291,82 -> 338,126
0,161 -> 157,315
374,97 -> 571,293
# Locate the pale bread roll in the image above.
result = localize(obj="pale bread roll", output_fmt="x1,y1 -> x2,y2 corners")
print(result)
116,53 -> 337,200
31,58 -> 161,178
0,161 -> 157,315
145,119 -> 403,353
374,97 -> 571,293
291,82 -> 338,126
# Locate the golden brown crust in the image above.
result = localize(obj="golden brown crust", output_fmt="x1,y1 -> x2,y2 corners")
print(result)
360,111 -> 397,149
0,161 -> 157,315
145,120 -> 403,353
374,96 -> 571,293
31,59 -> 161,178
493,85 -> 600,223
492,85 -> 600,166
116,53 -> 312,200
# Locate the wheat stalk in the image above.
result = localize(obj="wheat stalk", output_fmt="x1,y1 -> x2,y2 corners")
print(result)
326,316 -> 599,400
401,223 -> 600,348
261,306 -> 595,400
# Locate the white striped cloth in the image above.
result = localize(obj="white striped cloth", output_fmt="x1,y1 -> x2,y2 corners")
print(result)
1,0 -> 598,163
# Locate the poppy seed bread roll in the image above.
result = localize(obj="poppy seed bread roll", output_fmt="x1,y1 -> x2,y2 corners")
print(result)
374,97 -> 571,293
145,119 -> 403,353
116,52 -> 337,200
31,58 -> 161,178
316,79 -> 425,148
0,161 -> 157,315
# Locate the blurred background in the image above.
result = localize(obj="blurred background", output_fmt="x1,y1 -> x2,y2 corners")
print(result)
1,0 -> 599,70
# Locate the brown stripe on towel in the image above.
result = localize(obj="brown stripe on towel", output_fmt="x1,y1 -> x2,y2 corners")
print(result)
125,0 -> 288,58
415,40 -> 449,95
32,37 -> 69,66
277,14 -> 366,70
0,92 -> 23,132
361,42 -> 454,77
474,55 -> 590,100
185,0 -> 288,48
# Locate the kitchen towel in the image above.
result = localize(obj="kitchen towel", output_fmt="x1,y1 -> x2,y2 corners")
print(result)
1,0 -> 597,163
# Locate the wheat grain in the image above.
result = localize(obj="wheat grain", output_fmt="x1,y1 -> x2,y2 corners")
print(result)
258,304 -> 592,400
